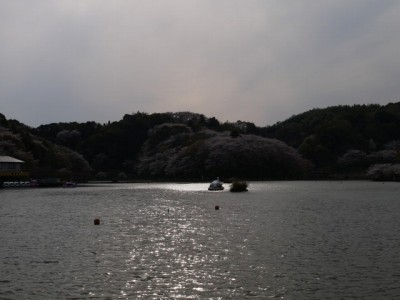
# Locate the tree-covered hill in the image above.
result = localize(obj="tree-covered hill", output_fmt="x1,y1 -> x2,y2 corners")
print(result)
2,102 -> 400,181
30,112 -> 264,180
263,103 -> 400,150
136,124 -> 311,180
261,103 -> 400,176
0,113 -> 91,181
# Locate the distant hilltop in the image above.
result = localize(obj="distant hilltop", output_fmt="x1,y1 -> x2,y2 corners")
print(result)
1,102 -> 400,181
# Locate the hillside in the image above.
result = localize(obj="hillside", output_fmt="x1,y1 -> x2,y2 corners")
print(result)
0,113 -> 91,182
136,124 -> 311,180
30,112 -> 311,180
2,102 -> 400,181
262,103 -> 400,177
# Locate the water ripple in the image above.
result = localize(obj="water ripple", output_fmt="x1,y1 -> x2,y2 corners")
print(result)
1,182 -> 400,298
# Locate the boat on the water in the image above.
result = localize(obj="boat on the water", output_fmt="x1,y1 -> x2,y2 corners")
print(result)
208,178 -> 224,191
1,180 -> 38,188
63,181 -> 77,188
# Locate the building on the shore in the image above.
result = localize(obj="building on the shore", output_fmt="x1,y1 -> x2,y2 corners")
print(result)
0,156 -> 29,180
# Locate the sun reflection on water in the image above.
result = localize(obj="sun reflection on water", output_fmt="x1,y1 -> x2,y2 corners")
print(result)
2,181 -> 399,299
129,182 -> 212,192
118,190 -> 238,298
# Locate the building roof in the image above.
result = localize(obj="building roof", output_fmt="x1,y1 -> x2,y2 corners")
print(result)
0,156 -> 24,163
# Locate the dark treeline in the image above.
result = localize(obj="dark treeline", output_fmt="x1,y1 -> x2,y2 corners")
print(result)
0,114 -> 91,181
30,112 -> 281,180
262,103 -> 400,178
1,102 -> 400,181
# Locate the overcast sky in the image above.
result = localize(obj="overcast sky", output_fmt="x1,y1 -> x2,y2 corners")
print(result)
1,1 -> 400,127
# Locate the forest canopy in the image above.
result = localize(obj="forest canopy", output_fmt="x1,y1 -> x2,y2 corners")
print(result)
1,102 -> 400,181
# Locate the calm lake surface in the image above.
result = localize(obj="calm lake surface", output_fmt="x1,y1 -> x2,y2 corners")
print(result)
1,181 -> 400,299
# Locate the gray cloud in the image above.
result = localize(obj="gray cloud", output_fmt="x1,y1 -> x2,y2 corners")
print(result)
1,1 -> 400,126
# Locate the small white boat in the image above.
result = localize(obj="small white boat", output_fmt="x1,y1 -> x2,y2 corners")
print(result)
208,178 -> 224,191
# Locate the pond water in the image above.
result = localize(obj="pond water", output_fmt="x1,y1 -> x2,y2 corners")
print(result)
1,181 -> 400,299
